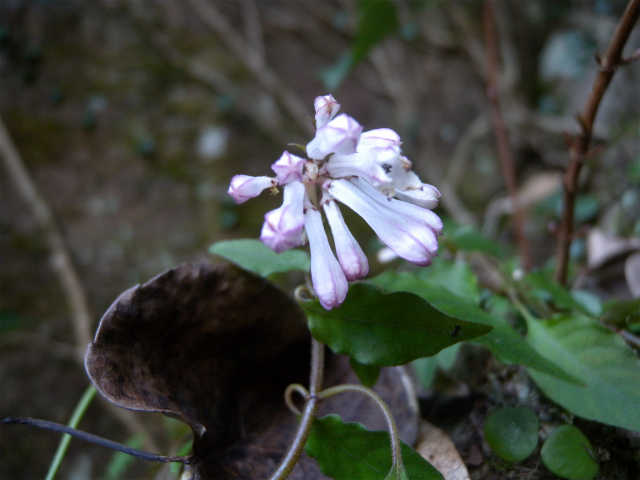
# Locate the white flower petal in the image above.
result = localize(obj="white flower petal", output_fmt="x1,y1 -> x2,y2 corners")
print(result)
228,175 -> 276,204
326,149 -> 393,186
329,179 -> 440,266
305,208 -> 348,310
323,200 -> 369,280
352,177 -> 443,235
259,181 -> 305,253
358,128 -> 402,149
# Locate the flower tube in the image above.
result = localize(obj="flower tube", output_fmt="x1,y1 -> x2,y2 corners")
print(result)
328,178 -> 439,266
305,207 -> 348,309
228,175 -> 277,204
323,199 -> 369,280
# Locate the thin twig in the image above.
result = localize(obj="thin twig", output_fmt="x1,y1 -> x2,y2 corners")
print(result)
554,0 -> 640,285
483,0 -> 532,270
2,416 -> 191,465
0,116 -> 92,360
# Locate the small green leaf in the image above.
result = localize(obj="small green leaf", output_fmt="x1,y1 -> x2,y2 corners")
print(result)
484,407 -> 539,462
369,272 -> 581,384
209,239 -> 309,277
300,283 -> 492,366
306,414 -> 444,480
350,357 -> 381,387
526,313 -> 640,431
541,425 -> 598,480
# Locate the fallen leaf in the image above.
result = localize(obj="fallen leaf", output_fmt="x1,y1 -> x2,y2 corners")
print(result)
415,420 -> 470,480
85,263 -> 419,479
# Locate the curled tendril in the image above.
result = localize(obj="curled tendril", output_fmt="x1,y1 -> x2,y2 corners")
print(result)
284,383 -> 309,416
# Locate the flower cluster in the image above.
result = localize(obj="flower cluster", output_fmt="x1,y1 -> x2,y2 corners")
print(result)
228,95 -> 442,309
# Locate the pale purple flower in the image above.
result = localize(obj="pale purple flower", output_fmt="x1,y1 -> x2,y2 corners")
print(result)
305,207 -> 348,309
272,151 -> 305,185
260,181 -> 305,253
314,94 -> 340,128
228,95 -> 442,309
323,199 -> 368,280
228,175 -> 277,204
306,113 -> 363,160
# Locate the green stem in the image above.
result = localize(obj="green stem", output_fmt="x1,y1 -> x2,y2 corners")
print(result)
269,338 -> 325,480
319,383 -> 405,477
45,384 -> 97,480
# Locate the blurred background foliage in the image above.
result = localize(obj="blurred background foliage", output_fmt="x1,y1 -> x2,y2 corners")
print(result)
0,1 -> 638,479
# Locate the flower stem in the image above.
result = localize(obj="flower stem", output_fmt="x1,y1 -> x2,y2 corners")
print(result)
319,383 -> 405,476
269,337 -> 325,480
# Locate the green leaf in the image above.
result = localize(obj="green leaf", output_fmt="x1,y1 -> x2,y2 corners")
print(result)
352,0 -> 399,64
321,0 -> 399,90
412,356 -> 438,389
541,425 -> 598,480
445,224 -> 503,257
484,407 -> 539,462
306,414 -> 444,480
600,298 -> 640,329
350,357 -> 381,387
369,272 -> 581,384
300,283 -> 492,366
526,313 -> 640,431
209,239 -> 309,277
411,344 -> 461,389
415,257 -> 480,303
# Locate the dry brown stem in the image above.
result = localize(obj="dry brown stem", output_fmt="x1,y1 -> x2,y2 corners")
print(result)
554,0 -> 640,285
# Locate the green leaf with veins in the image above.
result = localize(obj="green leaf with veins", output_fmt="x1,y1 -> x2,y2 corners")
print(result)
306,414 -> 444,480
300,282 -> 491,366
526,313 -> 640,432
368,271 -> 581,384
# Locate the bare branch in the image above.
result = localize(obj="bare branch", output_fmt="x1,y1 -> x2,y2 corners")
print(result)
554,0 -> 640,285
0,117 -> 92,360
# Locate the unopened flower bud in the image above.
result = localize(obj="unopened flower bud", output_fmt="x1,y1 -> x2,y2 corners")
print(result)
228,175 -> 277,204
314,94 -> 340,128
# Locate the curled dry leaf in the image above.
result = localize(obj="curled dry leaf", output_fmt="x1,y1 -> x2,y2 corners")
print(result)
85,263 -> 419,479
